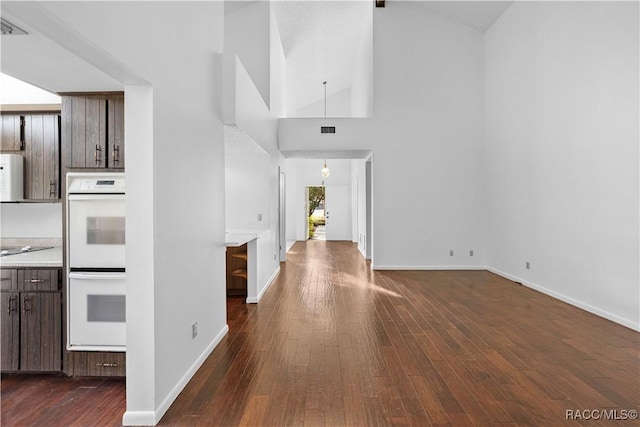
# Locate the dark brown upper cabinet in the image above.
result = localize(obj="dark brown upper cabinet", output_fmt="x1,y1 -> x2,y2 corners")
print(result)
61,93 -> 124,170
1,112 -> 61,201
0,114 -> 25,151
23,114 -> 61,200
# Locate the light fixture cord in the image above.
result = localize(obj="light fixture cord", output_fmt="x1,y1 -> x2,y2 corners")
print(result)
323,81 -> 327,118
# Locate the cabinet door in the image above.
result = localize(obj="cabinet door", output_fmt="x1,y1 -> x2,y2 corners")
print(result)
20,292 -> 62,372
18,269 -> 60,292
23,114 -> 60,200
62,96 -> 106,168
107,95 -> 125,168
0,114 -> 23,151
1,292 -> 19,371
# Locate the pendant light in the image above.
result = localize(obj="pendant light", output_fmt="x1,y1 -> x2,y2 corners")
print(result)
321,159 -> 330,178
320,81 -> 330,178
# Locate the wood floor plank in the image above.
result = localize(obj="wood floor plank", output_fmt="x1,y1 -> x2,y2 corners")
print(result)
2,241 -> 638,427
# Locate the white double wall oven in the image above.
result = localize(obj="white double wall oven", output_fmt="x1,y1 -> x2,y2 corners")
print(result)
66,172 -> 126,351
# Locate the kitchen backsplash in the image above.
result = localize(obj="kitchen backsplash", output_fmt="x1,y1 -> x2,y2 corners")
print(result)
0,203 -> 62,239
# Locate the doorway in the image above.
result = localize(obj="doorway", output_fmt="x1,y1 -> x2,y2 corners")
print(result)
308,186 -> 326,240
306,185 -> 351,241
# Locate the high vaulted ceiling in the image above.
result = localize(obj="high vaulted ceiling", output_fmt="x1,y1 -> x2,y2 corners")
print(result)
272,0 -> 513,115
272,0 -> 372,113
1,1 -> 514,102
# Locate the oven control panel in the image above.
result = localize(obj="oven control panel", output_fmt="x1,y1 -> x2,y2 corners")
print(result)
67,173 -> 125,194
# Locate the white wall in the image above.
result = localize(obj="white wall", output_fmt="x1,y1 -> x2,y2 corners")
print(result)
285,158 -> 353,241
29,2 -> 228,424
0,203 -> 62,238
225,126 -> 270,230
371,3 -> 486,269
296,87 -> 352,118
270,7 -> 286,117
350,12 -> 373,118
278,118 -> 375,153
485,1 -> 639,329
225,1 -> 271,108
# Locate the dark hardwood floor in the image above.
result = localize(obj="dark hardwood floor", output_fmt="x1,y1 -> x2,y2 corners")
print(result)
2,241 -> 639,426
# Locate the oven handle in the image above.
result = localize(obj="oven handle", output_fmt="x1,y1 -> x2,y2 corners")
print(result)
69,272 -> 126,281
68,194 -> 125,201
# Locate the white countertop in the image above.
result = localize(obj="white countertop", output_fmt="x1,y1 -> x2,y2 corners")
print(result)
0,247 -> 63,268
225,229 -> 268,247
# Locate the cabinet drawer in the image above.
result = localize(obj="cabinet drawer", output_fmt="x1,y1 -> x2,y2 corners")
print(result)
70,351 -> 126,377
17,269 -> 60,291
0,269 -> 17,290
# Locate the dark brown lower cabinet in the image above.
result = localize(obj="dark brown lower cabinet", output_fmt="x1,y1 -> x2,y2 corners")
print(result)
69,351 -> 125,377
1,292 -> 20,371
0,268 -> 63,373
20,293 -> 62,372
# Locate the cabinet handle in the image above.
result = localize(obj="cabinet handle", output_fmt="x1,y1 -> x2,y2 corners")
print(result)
95,363 -> 118,368
112,145 -> 120,164
25,279 -> 45,284
95,144 -> 103,165
49,180 -> 56,197
19,116 -> 25,150
1,277 -> 11,281
7,296 -> 16,314
22,297 -> 31,312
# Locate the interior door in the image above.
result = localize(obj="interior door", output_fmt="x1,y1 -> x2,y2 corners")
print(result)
325,185 -> 350,241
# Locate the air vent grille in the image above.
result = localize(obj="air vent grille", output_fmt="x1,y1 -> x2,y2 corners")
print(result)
321,126 -> 336,134
1,19 -> 27,36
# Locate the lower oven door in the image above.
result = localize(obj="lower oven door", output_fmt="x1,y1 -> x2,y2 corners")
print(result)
68,271 -> 126,351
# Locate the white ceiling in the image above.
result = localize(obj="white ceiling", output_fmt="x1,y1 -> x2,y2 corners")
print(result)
272,0 -> 372,112
272,0 -> 513,114
421,1 -> 513,32
0,11 -> 122,93
1,1 -> 513,101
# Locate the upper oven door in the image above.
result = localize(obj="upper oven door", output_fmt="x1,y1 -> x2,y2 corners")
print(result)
68,194 -> 125,269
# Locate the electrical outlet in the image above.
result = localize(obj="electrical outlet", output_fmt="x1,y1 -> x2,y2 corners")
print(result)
469,250 -> 474,257
526,262 -> 530,270
257,213 -> 263,221
192,322 -> 198,339
449,250 -> 454,256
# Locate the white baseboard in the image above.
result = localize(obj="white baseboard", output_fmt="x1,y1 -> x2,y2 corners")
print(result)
247,266 -> 280,304
121,411 -> 156,426
358,245 -> 366,259
487,267 -> 640,332
122,324 -> 229,426
373,265 -> 487,271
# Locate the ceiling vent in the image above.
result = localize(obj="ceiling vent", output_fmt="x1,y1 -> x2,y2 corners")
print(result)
321,126 -> 336,134
1,19 -> 28,36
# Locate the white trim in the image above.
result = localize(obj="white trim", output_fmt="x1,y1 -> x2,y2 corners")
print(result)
122,324 -> 230,426
246,266 -> 280,304
358,245 -> 366,259
487,267 -> 640,332
121,411 -> 156,426
372,265 -> 487,271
